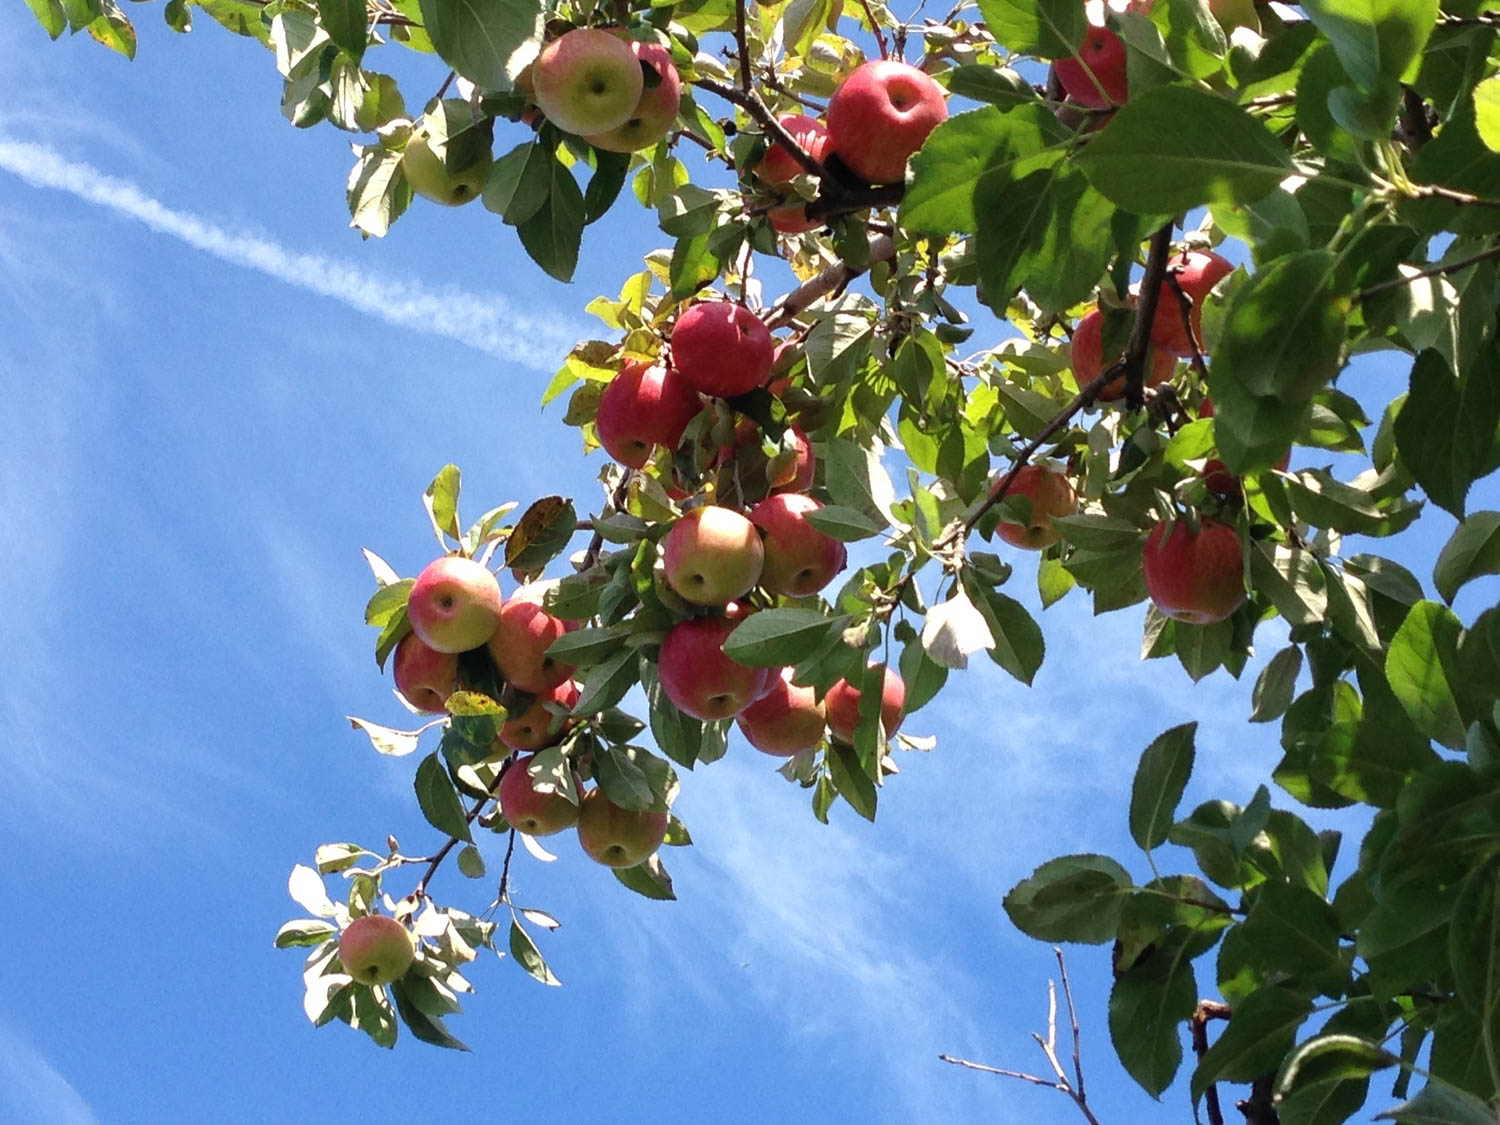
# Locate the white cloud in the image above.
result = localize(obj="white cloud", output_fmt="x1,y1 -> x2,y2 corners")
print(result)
0,1025 -> 99,1125
0,137 -> 587,372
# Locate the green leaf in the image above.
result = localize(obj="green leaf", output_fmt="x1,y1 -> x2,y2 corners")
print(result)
423,464 -> 461,540
1251,646 -> 1303,723
977,0 -> 1088,58
593,744 -> 661,812
314,0 -> 365,57
504,496 -> 576,570
364,579 -> 413,627
545,624 -> 630,665
1373,1080 -> 1498,1124
389,978 -> 469,1051
23,0 -> 66,38
508,919 -> 560,986
414,752 -> 472,842
1237,881 -> 1346,981
1395,349 -> 1500,519
1435,512 -> 1500,603
86,0 -> 135,57
483,141 -> 552,225
348,715 -> 424,757
1276,1034 -> 1397,1105
723,610 -> 849,667
1250,542 -> 1330,628
517,155 -> 586,283
1110,944 -> 1198,1096
571,648 -> 638,717
962,577 -> 1045,685
1075,86 -> 1293,213
1003,854 -> 1133,943
1450,857 -> 1500,1022
803,505 -> 883,541
415,0 -> 542,90
1386,601 -> 1469,749
274,919 -> 338,948
1301,0 -> 1438,93
1129,722 -> 1198,852
1475,75 -> 1500,152
945,65 -> 1037,108
613,853 -> 677,900
314,843 -> 370,874
584,150 -> 630,224
456,844 -> 485,879
1191,987 -> 1315,1102
826,740 -> 877,821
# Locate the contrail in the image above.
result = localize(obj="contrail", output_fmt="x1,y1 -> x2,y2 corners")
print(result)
0,137 -> 588,371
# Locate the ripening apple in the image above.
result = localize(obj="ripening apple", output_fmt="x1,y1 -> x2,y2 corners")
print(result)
583,39 -> 682,153
749,493 -> 848,596
767,202 -> 822,235
407,556 -> 503,653
826,60 -> 948,184
1151,250 -> 1234,357
1071,306 -> 1177,402
996,465 -> 1078,550
595,360 -> 702,468
736,668 -> 826,755
825,665 -> 906,744
500,679 -> 581,751
770,426 -> 816,494
658,615 -> 770,720
499,755 -> 581,836
391,632 -> 459,714
575,788 -> 669,868
338,914 -> 414,987
662,505 -> 766,606
757,114 -> 832,184
487,600 -> 575,693
1055,25 -> 1128,109
1141,517 -> 1246,625
670,302 -> 775,398
401,132 -> 492,207
532,28 -> 644,137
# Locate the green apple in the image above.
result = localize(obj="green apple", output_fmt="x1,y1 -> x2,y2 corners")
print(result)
532,28 -> 644,137
401,133 -> 491,207
582,39 -> 681,153
662,505 -> 765,605
407,556 -> 503,653
338,915 -> 414,986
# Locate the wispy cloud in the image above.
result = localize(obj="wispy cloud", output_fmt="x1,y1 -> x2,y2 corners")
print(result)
0,137 -> 587,371
0,1025 -> 99,1125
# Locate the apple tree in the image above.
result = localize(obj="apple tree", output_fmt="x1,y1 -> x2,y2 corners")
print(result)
25,0 -> 1500,1119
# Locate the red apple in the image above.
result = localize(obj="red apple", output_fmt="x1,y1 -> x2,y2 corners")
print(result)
391,632 -> 460,714
996,465 -> 1078,550
827,60 -> 948,184
670,302 -> 774,398
500,679 -> 581,751
1142,517 -> 1246,625
736,668 -> 827,755
767,202 -> 822,234
575,788 -> 669,868
1071,306 -> 1177,403
532,28 -> 644,137
825,665 -> 905,744
406,556 -> 503,653
582,39 -> 682,153
1055,25 -> 1128,109
1151,250 -> 1234,357
499,755 -> 581,836
487,600 -> 575,693
749,493 -> 847,596
770,427 -> 816,493
595,360 -> 703,469
757,114 -> 832,184
662,505 -> 765,606
338,914 -> 414,986
658,615 -> 770,720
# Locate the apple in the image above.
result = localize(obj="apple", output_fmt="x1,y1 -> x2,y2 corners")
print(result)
736,668 -> 826,755
670,302 -> 774,398
407,556 -> 503,653
1198,398 -> 1291,490
500,679 -> 581,751
767,202 -> 821,235
826,60 -> 948,184
486,600 -> 575,693
338,914 -> 414,986
658,615 -> 770,720
391,633 -> 460,714
532,28 -> 644,137
1055,25 -> 1128,109
770,426 -> 816,493
1071,306 -> 1177,402
575,788 -> 669,868
757,114 -> 832,184
662,505 -> 766,605
749,493 -> 847,596
1142,517 -> 1246,625
499,755 -> 581,836
401,132 -> 491,207
996,464 -> 1078,550
825,665 -> 906,744
1151,250 -> 1234,356
582,39 -> 682,153
595,359 -> 702,468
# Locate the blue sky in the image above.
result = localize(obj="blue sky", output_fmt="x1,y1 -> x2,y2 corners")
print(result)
2,14 -> 1496,1125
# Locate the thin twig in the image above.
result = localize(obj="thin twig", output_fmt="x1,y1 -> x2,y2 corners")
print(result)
1408,181 -> 1500,210
1191,1001 -> 1232,1125
733,0 -> 753,92
857,0 -> 891,58
1355,241 -> 1500,301
495,829 -> 518,905
413,791 -> 494,898
1055,948 -> 1086,1103
581,469 -> 634,572
694,77 -> 830,181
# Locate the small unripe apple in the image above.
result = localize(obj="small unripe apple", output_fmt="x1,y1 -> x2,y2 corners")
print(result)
575,788 -> 669,868
658,615 -> 770,720
487,601 -> 575,693
401,133 -> 492,207
1055,25 -> 1128,109
582,39 -> 682,153
407,556 -> 503,653
391,633 -> 460,713
736,668 -> 826,755
827,60 -> 948,184
338,914 -> 414,987
500,679 -> 581,751
499,755 -> 582,836
1071,306 -> 1177,402
670,302 -> 775,398
756,114 -> 832,184
663,505 -> 766,606
749,493 -> 847,596
825,666 -> 906,744
1151,250 -> 1234,357
996,465 -> 1078,550
532,28 -> 644,137
595,360 -> 703,469
1142,517 -> 1246,625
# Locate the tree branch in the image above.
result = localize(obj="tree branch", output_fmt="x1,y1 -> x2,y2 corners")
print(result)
766,234 -> 896,326
1355,241 -> 1500,302
733,0 -> 753,92
1192,1001 -> 1233,1125
857,0 -> 891,59
413,788 -> 497,899
694,77 -> 831,181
